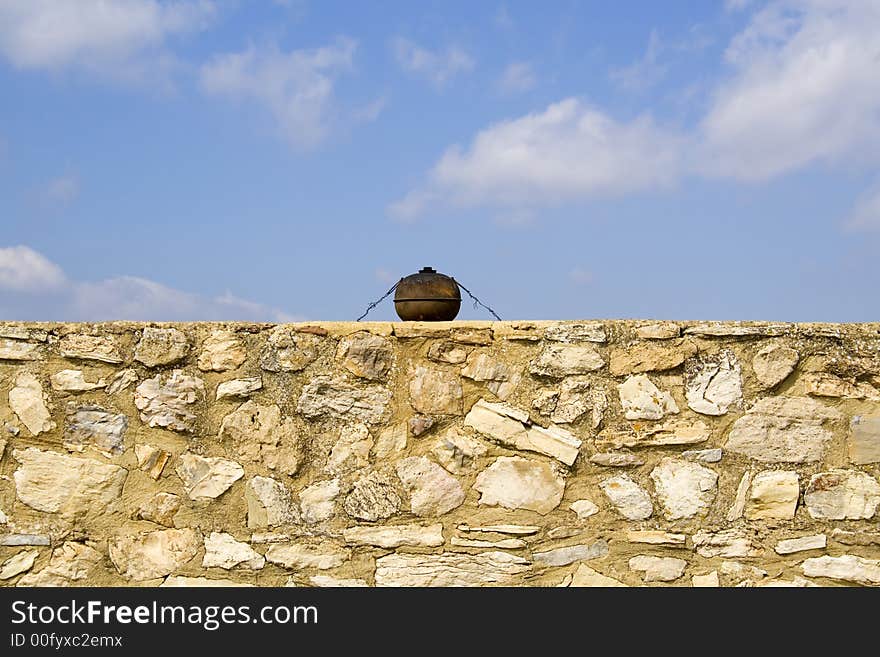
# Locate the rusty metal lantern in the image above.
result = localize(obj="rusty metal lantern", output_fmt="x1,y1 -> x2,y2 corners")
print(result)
393,266 -> 461,321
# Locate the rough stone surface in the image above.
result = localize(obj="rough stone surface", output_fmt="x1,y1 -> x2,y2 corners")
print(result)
197,330 -> 247,372
135,327 -> 190,367
530,344 -> 604,378
337,332 -> 394,380
533,540 -> 609,567
50,369 -> 107,392
245,476 -> 298,528
265,544 -> 349,570
62,405 -> 128,457
259,327 -> 322,372
109,529 -> 201,581
344,471 -> 401,521
408,366 -> 462,415
299,478 -> 340,524
427,341 -> 469,364
373,422 -> 408,460
617,375 -> 679,420
802,555 -> 880,585
752,344 -> 799,389
725,396 -> 841,463
692,529 -> 760,558
569,563 -> 628,587
597,420 -> 710,449
13,447 -> 127,515
685,350 -> 742,415
326,424 -> 373,475
569,499 -> 600,519
775,534 -> 826,555
650,458 -> 718,520
629,555 -> 687,582
136,492 -> 180,527
590,452 -> 643,467
375,551 -> 529,586
134,444 -> 170,480
9,372 -> 54,436
544,323 -> 606,343
745,470 -> 800,520
849,415 -> 880,465
59,334 -> 122,363
610,339 -> 697,376
600,474 -> 653,520
803,373 -> 880,400
0,339 -> 40,361
17,542 -> 101,586
219,401 -> 301,475
692,572 -> 720,587
202,532 -> 264,569
474,456 -> 564,515
0,550 -> 39,580
461,352 -> 519,399
431,428 -> 487,474
803,470 -> 880,520
175,453 -> 244,500
135,370 -> 205,433
727,471 -> 752,521
106,369 -> 137,395
343,523 -> 444,548
216,377 -> 262,400
297,376 -> 392,424
396,456 -> 465,517
626,531 -> 687,546
681,448 -> 723,463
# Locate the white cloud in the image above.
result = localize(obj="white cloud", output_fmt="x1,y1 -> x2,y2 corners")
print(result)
392,37 -> 474,87
390,99 -> 683,215
0,245 -> 66,292
610,29 -> 666,93
845,182 -> 880,232
699,0 -> 880,180
725,0 -> 755,11
0,0 -> 215,80
497,62 -> 536,94
0,245 -> 297,321
200,38 -> 357,149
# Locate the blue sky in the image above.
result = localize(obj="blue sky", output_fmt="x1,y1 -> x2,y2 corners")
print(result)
0,0 -> 878,322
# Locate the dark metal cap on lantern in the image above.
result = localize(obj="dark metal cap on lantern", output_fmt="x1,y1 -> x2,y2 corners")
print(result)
393,266 -> 461,321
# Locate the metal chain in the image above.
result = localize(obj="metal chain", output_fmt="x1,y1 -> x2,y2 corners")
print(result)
356,281 -> 399,321
454,279 -> 502,321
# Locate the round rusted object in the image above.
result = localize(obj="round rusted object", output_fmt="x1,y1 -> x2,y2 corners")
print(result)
393,266 -> 461,321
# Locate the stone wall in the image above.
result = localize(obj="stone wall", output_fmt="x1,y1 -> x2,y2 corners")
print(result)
1,320 -> 879,587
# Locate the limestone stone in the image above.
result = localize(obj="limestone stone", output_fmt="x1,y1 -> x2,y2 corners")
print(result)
9,372 -> 54,436
50,370 -> 107,392
344,471 -> 401,521
134,444 -> 170,480
109,528 -> 201,581
427,341 -> 470,365
590,452 -> 644,467
725,396 -> 841,463
135,370 -> 205,433
450,537 -> 527,549
533,540 -> 609,567
461,352 -> 519,399
597,419 -> 710,449
451,327 -> 493,345
13,447 -> 127,516
136,492 -> 180,527
408,366 -> 462,415
745,470 -> 799,520
134,327 -> 189,367
530,344 -> 604,378
197,330 -> 247,372
0,339 -> 40,361
775,534 -> 826,555
609,339 -> 697,376
550,377 -> 594,424
681,448 -> 722,463
547,526 -> 582,540
803,470 -> 880,520
337,331 -> 394,380
752,343 -> 799,389
162,576 -> 253,587
343,523 -> 444,548
685,350 -> 742,416
635,322 -> 680,340
245,476 -> 298,528
569,499 -> 599,519
617,375 -> 679,420
62,404 -> 128,457
473,456 -> 565,515
532,389 -> 559,416
0,534 -> 50,546
757,577 -> 818,587
16,542 -> 101,586
685,322 -> 787,337
219,401 -> 302,475
0,549 -> 39,580
309,575 -> 369,587
849,415 -> 880,464
259,327 -> 322,372
431,428 -> 488,474
373,422 -> 407,459
464,399 -> 581,466
375,551 -> 529,586
396,456 -> 465,517
456,524 -> 540,535
801,555 -> 880,585
406,415 -> 432,437
599,474 -> 653,520
626,531 -> 687,546
720,561 -> 768,582
569,563 -> 628,587
727,471 -> 752,521
803,372 -> 880,400
106,369 -> 137,395
297,376 -> 392,424
544,323 -> 606,343
692,529 -> 760,558
202,532 -> 264,569
299,479 -> 340,523
326,424 -> 373,475
692,572 -> 720,587
59,334 -> 123,364
175,453 -> 244,500
265,543 -> 349,570
832,529 -> 880,546
216,377 -> 262,400
650,458 -> 717,520
628,555 -> 686,582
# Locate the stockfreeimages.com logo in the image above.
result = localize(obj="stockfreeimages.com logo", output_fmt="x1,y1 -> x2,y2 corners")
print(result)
11,599 -> 318,632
